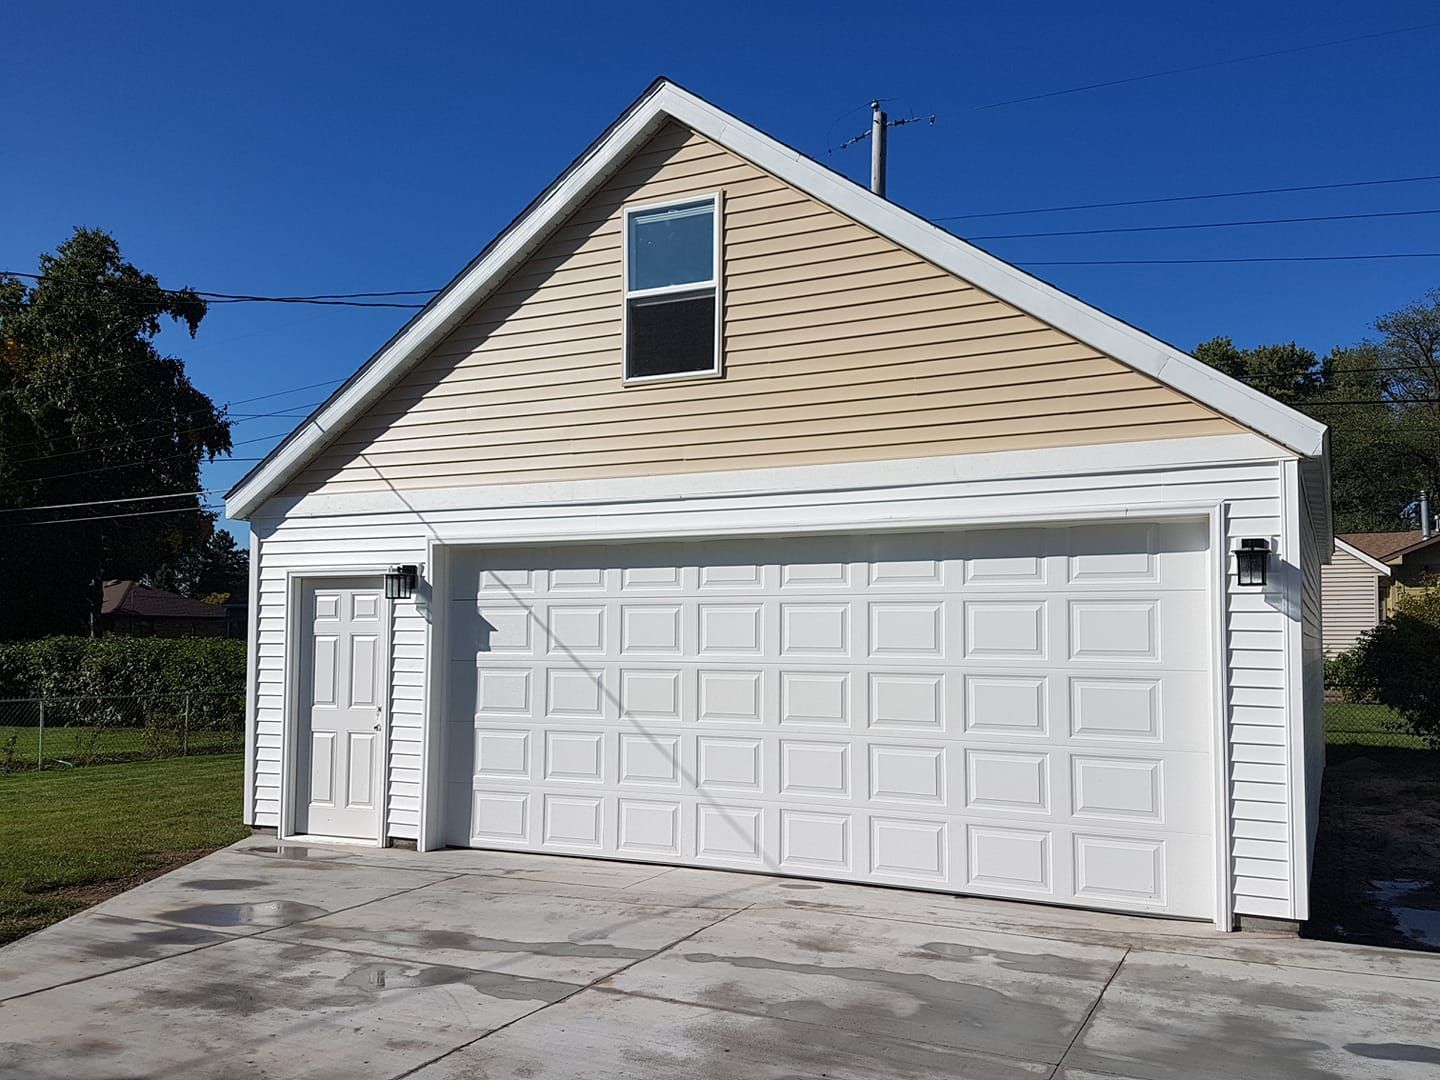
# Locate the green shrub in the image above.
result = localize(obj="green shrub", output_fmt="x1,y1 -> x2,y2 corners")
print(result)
0,637 -> 245,700
1347,586 -> 1440,748
1324,647 -> 1367,693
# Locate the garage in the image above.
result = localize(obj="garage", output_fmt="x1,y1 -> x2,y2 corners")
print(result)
442,521 -> 1217,919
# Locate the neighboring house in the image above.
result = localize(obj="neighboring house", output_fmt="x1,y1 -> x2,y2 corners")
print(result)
225,80 -> 1332,931
1320,540 -> 1391,656
1322,530 -> 1440,655
1343,530 -> 1440,613
99,580 -> 229,638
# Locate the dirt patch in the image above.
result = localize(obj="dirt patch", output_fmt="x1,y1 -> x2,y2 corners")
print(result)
44,849 -> 221,908
1305,747 -> 1440,951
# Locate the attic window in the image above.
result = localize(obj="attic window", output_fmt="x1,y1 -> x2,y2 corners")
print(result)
623,195 -> 721,381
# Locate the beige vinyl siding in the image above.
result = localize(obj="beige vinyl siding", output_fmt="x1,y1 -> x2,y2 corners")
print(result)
1320,547 -> 1381,655
283,123 -> 1243,498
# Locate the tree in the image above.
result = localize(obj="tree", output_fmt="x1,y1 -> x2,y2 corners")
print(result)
1193,290 -> 1440,533
0,229 -> 230,638
1376,289 -> 1440,508
147,521 -> 249,603
1317,343 -> 1413,531
1346,583 -> 1440,748
1192,337 -> 1328,406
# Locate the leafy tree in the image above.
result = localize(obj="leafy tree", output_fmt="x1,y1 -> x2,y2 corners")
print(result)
1376,289 -> 1440,507
1345,583 -> 1440,748
0,229 -> 230,638
1193,337 -> 1328,405
1193,290 -> 1440,533
1318,344 -> 1413,531
147,520 -> 248,602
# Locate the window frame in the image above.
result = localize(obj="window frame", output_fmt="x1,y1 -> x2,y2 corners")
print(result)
620,191 -> 724,385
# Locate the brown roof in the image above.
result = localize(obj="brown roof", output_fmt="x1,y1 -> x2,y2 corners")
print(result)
100,580 -> 227,620
1337,531 -> 1440,563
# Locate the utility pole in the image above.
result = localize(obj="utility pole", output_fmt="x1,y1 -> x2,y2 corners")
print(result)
835,102 -> 936,200
870,101 -> 888,198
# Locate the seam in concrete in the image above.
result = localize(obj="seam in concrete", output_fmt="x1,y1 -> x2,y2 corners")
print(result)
1051,946 -> 1130,1078
384,902 -> 758,1080
0,872 -> 468,1005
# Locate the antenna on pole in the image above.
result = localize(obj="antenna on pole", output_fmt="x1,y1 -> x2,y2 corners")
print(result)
834,102 -> 937,200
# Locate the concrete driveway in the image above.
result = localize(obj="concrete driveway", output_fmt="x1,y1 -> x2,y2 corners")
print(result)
2,838 -> 1438,1079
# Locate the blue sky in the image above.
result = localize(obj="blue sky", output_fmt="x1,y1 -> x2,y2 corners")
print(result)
4,2 -> 1438,540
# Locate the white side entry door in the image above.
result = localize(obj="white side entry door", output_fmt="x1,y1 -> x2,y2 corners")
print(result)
295,578 -> 384,840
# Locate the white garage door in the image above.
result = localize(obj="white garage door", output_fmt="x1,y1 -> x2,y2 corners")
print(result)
444,522 -> 1216,918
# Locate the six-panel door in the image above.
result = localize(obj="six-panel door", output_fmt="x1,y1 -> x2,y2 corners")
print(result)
443,524 -> 1216,919
295,579 -> 384,839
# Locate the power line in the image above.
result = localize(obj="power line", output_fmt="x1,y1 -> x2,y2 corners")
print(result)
1018,252 -> 1440,266
0,270 -> 433,308
0,489 -> 218,515
932,173 -> 1440,222
0,504 -> 223,529
6,401 -> 322,465
974,20 -> 1440,110
227,378 -> 345,407
969,207 -> 1440,241
4,432 -> 292,486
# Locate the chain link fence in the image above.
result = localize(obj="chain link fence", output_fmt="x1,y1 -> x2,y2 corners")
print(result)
0,691 -> 245,773
1324,685 -> 1428,749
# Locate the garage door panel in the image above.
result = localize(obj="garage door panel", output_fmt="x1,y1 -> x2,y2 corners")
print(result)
446,523 -> 1215,918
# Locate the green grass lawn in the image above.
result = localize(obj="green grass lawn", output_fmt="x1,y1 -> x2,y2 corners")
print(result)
1324,701 -> 1428,749
0,755 -> 248,944
0,726 -> 241,771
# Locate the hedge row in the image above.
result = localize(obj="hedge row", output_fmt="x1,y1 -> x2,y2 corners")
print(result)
0,637 -> 246,700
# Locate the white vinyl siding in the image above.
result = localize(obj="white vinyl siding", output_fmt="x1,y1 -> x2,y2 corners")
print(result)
244,439 -> 1302,919
1320,547 -> 1381,656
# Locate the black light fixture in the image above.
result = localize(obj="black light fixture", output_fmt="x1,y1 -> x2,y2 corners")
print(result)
384,565 -> 419,600
1235,539 -> 1270,587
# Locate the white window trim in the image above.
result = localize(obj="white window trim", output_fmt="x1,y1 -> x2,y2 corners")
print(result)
621,190 -> 724,385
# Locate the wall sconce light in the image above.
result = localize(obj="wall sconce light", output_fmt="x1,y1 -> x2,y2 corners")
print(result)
385,565 -> 419,600
1235,539 -> 1270,587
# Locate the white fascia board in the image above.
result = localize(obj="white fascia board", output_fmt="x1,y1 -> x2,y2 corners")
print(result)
227,79 -> 1326,520
1335,537 -> 1392,576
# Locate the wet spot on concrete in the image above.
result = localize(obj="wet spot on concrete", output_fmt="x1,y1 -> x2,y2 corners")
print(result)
160,900 -> 329,927
778,882 -> 821,890
787,933 -> 849,955
237,844 -> 347,862
336,962 -> 577,1003
180,878 -> 271,891
286,923 -> 650,960
80,924 -> 227,960
1346,1042 -> 1440,1065
680,950 -> 1082,1058
909,940 -> 1117,981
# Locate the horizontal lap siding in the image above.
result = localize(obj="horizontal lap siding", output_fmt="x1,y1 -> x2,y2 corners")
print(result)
1222,471 -> 1294,917
281,122 -> 1241,499
1319,548 -> 1380,655
248,453 -> 1296,917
